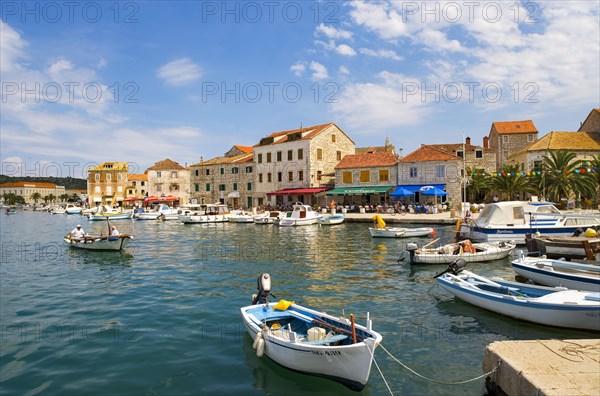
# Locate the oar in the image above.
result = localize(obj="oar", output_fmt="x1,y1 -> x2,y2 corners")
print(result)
311,317 -> 366,341
422,238 -> 440,249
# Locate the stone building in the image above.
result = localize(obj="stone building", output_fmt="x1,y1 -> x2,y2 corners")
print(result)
578,108 -> 600,134
428,136 -> 496,175
397,145 -> 462,205
327,152 -> 398,205
253,123 -> 355,207
488,120 -> 538,171
146,159 -> 190,204
189,146 -> 254,208
87,162 -> 129,206
0,182 -> 66,204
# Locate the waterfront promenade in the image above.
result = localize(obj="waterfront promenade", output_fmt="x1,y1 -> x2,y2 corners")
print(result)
339,210 -> 469,225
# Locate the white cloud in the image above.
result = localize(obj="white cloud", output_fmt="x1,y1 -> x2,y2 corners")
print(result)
359,48 -> 403,61
336,44 -> 357,56
0,21 -> 27,73
309,61 -> 329,80
157,58 -> 202,86
315,23 -> 353,40
339,66 -> 350,75
290,61 -> 306,77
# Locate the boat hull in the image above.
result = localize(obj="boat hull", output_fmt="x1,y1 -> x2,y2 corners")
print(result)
369,227 -> 433,238
319,215 -> 345,225
178,215 -> 229,223
64,235 -> 131,251
437,274 -> 600,331
532,236 -> 600,260
408,243 -> 515,264
512,258 -> 600,292
278,217 -> 320,227
241,303 -> 381,391
88,212 -> 133,221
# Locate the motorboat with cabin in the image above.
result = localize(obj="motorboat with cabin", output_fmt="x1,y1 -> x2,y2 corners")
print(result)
278,203 -> 322,227
178,203 -> 231,223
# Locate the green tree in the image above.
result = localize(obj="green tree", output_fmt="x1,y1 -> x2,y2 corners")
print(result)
59,193 -> 70,202
44,194 -> 56,203
30,192 -> 42,204
2,193 -> 25,205
491,164 -> 537,200
466,167 -> 493,202
540,150 -> 597,205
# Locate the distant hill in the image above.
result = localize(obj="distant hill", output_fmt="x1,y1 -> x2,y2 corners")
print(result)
0,175 -> 87,190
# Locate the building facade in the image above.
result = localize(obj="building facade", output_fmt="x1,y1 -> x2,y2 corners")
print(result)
253,123 -> 355,207
146,159 -> 190,204
488,120 -> 538,171
189,146 -> 254,208
428,136 -> 497,175
0,182 -> 66,204
87,162 -> 129,206
126,173 -> 148,200
578,108 -> 600,134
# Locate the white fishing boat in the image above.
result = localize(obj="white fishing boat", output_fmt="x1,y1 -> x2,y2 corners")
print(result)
88,211 -> 133,221
278,203 -> 322,227
240,274 -> 382,391
253,211 -> 285,224
5,208 -> 17,215
228,211 -> 255,223
178,203 -> 231,223
369,215 -> 433,238
319,214 -> 346,225
435,260 -> 600,331
137,204 -> 179,220
403,240 -> 516,264
51,206 -> 66,214
529,233 -> 600,260
64,204 -> 83,214
459,201 -> 600,244
511,256 -> 600,292
63,234 -> 132,251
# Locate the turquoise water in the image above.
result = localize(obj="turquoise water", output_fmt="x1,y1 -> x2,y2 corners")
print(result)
1,212 -> 596,395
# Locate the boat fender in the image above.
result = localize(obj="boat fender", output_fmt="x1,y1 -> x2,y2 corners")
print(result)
252,332 -> 263,350
255,337 -> 265,357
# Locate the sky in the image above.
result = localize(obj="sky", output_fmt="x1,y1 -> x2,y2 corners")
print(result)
1,1 -> 599,179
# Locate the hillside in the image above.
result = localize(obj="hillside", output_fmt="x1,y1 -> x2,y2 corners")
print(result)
0,175 -> 87,190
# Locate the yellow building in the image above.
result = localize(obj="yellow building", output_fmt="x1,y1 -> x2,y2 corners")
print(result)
87,162 -> 129,206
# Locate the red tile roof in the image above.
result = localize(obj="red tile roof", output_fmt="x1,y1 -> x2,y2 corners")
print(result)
146,158 -> 186,171
0,182 -> 58,188
234,145 -> 253,154
128,173 -> 148,181
255,123 -> 352,146
399,145 -> 462,162
491,120 -> 538,134
335,152 -> 398,169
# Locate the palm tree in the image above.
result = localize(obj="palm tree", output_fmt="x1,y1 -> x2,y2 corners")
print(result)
540,150 -> 597,206
59,193 -> 70,202
44,194 -> 56,203
588,155 -> 600,208
30,192 -> 42,205
491,164 -> 537,200
466,167 -> 493,202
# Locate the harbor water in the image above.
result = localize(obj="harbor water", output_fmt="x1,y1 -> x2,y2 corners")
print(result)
1,212 -> 596,395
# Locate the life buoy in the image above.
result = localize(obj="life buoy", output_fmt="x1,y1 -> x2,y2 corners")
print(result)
256,337 -> 265,357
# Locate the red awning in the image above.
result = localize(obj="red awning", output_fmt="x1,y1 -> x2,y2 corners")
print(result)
163,195 -> 180,201
123,197 -> 141,202
267,187 -> 330,196
144,195 -> 159,202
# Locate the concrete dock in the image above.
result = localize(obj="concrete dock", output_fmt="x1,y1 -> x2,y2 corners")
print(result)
483,339 -> 600,395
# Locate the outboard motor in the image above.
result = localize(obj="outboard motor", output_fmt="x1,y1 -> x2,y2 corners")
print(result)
434,258 -> 467,278
252,273 -> 274,305
401,243 -> 419,263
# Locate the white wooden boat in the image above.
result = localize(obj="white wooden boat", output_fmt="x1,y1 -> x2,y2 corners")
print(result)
88,212 -> 133,221
63,234 -> 132,251
511,256 -> 600,292
254,211 -> 285,224
319,214 -> 345,225
278,203 -> 322,227
529,234 -> 600,260
369,215 -> 433,238
178,203 -> 231,223
137,204 -> 179,220
459,201 -> 600,244
435,261 -> 600,331
51,206 -> 66,214
403,240 -> 516,264
65,204 -> 83,214
240,274 -> 382,391
228,211 -> 255,223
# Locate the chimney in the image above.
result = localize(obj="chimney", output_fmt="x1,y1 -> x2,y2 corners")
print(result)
465,136 -> 471,146
483,136 -> 489,149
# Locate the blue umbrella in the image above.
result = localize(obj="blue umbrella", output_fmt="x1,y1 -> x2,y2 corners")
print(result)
390,187 -> 415,197
420,186 -> 447,196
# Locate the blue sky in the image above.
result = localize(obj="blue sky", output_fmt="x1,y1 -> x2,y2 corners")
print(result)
1,1 -> 599,178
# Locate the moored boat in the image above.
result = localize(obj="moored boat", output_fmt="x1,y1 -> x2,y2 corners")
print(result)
369,215 -> 433,238
178,203 -> 231,223
65,204 -> 83,214
403,240 -> 516,264
319,214 -> 346,225
253,211 -> 285,224
511,256 -> 600,292
435,260 -> 600,331
278,203 -> 322,227
88,212 -> 133,221
240,274 -> 382,391
528,233 -> 600,260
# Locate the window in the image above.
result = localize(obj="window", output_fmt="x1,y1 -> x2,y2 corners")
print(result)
195,184 -> 199,192
267,152 -> 272,163
117,173 -> 122,180
533,160 -> 542,170
267,173 -> 272,182
297,149 -> 303,160
502,135 -> 509,143
475,150 -> 483,158
128,189 -> 133,194
503,150 -> 509,158
287,150 -> 293,160
258,174 -> 263,183
156,184 -> 162,192
245,166 -> 253,173
359,170 -> 370,182
206,183 -> 211,191
342,171 -> 352,183
331,134 -> 336,142
106,186 -> 113,194
95,173 -> 100,181
117,186 -> 123,192
410,167 -> 418,178
527,134 -> 534,142
220,167 -> 224,175
219,184 -> 225,191
170,184 -> 179,191
195,169 -> 199,176
233,183 -> 238,191
436,164 -> 445,178
232,167 -> 239,174
379,170 -> 389,182
288,171 -> 293,182
247,182 -> 252,191
298,171 -> 304,181
95,186 -> 100,193
277,172 -> 282,182
206,169 -> 210,176
141,181 -> 145,186
456,150 -> 464,158
106,173 -> 111,181
337,151 -> 342,161
317,149 -> 323,160
277,151 -> 282,161
258,153 -> 263,163
171,171 -> 178,178
317,171 -> 322,181
157,172 -> 162,177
